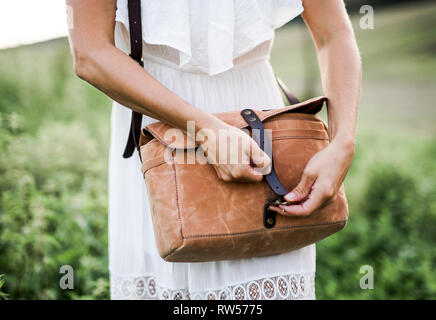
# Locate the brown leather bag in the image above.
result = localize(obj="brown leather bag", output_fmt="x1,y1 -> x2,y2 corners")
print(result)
137,98 -> 348,262
123,0 -> 348,262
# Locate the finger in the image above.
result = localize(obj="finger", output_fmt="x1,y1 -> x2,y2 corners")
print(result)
284,169 -> 317,203
213,166 -> 231,182
232,165 -> 263,183
220,171 -> 233,182
250,142 -> 272,175
246,166 -> 264,182
212,166 -> 223,181
269,206 -> 285,215
278,185 -> 325,217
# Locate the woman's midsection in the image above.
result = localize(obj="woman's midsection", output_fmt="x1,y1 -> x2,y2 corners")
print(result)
141,56 -> 284,119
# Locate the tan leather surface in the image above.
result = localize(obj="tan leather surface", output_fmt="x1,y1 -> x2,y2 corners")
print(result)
139,97 -> 349,262
139,96 -> 328,148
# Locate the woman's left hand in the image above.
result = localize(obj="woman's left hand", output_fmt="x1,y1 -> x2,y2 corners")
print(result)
269,140 -> 354,217
269,0 -> 361,217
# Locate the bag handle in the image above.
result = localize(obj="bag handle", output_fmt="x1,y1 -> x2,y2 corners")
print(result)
123,0 -> 300,158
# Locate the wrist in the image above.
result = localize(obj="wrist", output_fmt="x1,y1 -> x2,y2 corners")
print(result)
330,136 -> 355,157
185,113 -> 228,148
195,114 -> 229,133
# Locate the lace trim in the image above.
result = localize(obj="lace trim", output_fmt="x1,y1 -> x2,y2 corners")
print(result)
111,273 -> 315,300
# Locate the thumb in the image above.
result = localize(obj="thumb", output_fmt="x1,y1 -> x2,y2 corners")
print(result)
285,170 -> 316,202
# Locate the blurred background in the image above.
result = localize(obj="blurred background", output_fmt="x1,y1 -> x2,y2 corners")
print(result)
0,0 -> 435,299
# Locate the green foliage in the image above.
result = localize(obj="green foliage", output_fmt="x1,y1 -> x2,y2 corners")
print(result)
317,150 -> 436,299
0,274 -> 9,299
0,40 -> 111,299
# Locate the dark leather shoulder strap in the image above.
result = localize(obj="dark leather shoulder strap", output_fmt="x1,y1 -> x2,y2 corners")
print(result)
127,0 -> 143,65
123,0 -> 144,158
276,76 -> 300,105
122,0 -> 299,158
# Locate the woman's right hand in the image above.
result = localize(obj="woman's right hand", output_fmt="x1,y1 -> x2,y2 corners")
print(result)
197,123 -> 272,183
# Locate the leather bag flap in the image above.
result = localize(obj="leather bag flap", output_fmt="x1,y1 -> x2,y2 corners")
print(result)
140,96 -> 328,149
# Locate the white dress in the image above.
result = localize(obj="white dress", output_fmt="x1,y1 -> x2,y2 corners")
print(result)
109,0 -> 316,300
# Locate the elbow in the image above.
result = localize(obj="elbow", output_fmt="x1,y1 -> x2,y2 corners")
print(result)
71,44 -> 98,82
72,49 -> 90,81
71,43 -> 112,82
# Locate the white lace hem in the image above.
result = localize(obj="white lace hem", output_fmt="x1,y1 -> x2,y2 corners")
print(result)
111,273 -> 315,300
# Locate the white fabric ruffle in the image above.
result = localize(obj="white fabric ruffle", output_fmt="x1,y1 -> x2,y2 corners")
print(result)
115,0 -> 304,75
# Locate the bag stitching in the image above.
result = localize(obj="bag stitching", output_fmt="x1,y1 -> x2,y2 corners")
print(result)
171,162 -> 185,253
181,220 -> 347,240
162,247 -> 178,260
272,136 -> 328,141
144,98 -> 327,148
141,136 -> 329,172
143,160 -> 167,174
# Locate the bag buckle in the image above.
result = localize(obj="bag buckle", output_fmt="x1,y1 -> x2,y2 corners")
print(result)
263,204 -> 276,229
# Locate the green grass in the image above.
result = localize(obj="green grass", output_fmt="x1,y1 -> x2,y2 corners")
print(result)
0,1 -> 435,299
0,39 -> 111,299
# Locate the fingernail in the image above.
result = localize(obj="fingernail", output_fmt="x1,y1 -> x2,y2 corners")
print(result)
284,192 -> 297,202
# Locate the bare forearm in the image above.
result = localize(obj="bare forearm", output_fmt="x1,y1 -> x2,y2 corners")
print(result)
66,0 -> 212,132
302,0 -> 361,149
317,30 -> 361,148
270,0 -> 361,216
74,44 -> 224,135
